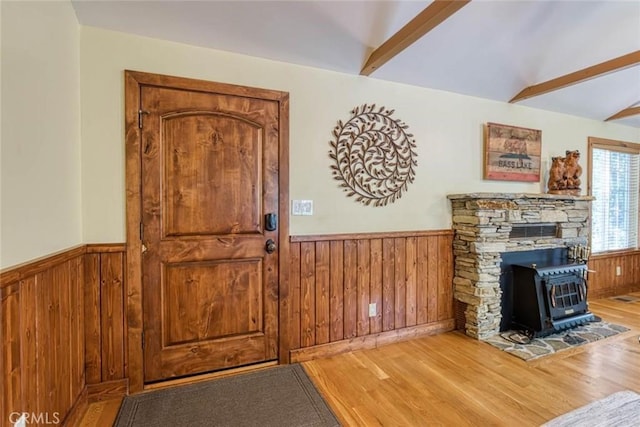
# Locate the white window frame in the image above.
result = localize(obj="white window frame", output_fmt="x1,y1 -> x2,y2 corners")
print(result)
588,137 -> 640,254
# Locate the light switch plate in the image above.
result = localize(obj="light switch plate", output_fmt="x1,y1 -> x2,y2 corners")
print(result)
292,200 -> 313,216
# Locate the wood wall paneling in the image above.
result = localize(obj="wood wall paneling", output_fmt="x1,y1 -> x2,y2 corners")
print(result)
588,250 -> 640,299
100,253 -> 126,382
405,237 -> 417,328
2,283 -> 21,427
84,245 -> 127,388
315,241 -> 330,345
382,238 -> 395,331
1,254 -> 86,427
369,239 -> 383,334
20,277 -> 38,421
289,230 -> 456,358
343,240 -> 358,339
84,253 -> 102,385
9,233 -> 639,420
438,236 -> 455,320
288,242 -> 302,351
394,237 -> 406,330
0,244 -> 126,427
329,241 -> 344,342
357,239 -> 371,336
71,257 -> 86,406
301,242 -> 316,348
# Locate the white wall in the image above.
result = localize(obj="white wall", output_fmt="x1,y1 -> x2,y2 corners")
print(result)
1,1 -> 82,268
80,27 -> 640,242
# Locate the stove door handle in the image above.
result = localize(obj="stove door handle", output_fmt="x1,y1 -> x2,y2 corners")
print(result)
550,284 -> 556,308
578,278 -> 586,301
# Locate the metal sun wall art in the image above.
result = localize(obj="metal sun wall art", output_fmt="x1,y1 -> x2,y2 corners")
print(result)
329,104 -> 418,207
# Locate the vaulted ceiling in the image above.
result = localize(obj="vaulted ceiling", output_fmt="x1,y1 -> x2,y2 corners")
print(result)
71,0 -> 640,128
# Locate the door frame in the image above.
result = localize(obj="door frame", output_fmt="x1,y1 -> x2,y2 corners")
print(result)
124,70 -> 290,392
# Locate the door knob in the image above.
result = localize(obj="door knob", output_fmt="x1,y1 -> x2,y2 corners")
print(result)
265,239 -> 276,254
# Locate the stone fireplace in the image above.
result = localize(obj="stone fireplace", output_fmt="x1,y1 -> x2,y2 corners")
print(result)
447,193 -> 594,339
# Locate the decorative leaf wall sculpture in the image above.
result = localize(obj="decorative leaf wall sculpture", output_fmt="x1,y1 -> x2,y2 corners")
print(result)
329,104 -> 418,206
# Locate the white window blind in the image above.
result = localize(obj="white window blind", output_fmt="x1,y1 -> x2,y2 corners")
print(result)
591,146 -> 640,253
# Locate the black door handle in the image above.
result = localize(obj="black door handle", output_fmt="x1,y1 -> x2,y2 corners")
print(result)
265,239 -> 276,254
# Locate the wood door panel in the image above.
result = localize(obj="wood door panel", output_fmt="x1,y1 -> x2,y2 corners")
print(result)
157,236 -> 266,262
163,259 -> 263,346
154,334 -> 267,380
140,84 -> 280,383
163,113 -> 262,237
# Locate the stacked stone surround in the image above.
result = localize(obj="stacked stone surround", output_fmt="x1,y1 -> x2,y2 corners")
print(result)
447,193 -> 593,340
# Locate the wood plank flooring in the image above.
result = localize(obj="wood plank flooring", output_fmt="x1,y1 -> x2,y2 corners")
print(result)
77,292 -> 640,426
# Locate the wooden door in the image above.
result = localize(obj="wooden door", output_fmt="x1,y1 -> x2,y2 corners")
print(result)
139,84 -> 280,383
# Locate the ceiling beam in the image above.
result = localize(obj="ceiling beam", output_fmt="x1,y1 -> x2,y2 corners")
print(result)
605,104 -> 640,122
360,0 -> 471,76
510,50 -> 640,103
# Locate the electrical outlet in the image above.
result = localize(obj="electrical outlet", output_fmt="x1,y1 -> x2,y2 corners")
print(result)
616,266 -> 622,276
368,303 -> 376,317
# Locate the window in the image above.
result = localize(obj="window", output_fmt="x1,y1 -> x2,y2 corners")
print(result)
589,137 -> 640,253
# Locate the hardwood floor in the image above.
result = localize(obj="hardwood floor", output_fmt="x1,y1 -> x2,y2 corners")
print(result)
306,292 -> 640,426
77,399 -> 123,427
77,292 -> 640,426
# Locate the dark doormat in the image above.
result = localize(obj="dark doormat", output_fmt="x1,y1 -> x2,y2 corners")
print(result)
114,364 -> 341,427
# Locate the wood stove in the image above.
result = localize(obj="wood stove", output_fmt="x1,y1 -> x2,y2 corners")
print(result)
511,261 -> 595,337
448,193 -> 594,339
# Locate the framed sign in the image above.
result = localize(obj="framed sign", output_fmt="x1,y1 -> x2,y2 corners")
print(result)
483,122 -> 541,182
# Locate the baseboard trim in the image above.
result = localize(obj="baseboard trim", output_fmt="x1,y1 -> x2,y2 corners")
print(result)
87,379 -> 129,403
290,319 -> 455,363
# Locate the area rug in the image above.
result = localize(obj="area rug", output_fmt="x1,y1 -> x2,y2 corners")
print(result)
114,364 -> 340,427
484,320 -> 629,361
542,390 -> 640,426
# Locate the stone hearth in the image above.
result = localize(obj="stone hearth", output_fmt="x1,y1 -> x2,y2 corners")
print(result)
447,193 -> 593,339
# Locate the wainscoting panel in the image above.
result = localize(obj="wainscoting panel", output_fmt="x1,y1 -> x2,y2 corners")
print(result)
84,245 -> 128,389
588,250 -> 640,299
3,236 -> 639,421
1,246 -> 86,427
0,244 -> 128,426
289,231 -> 455,358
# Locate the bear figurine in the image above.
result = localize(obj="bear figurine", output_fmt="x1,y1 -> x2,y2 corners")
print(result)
563,150 -> 582,189
547,156 -> 566,191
